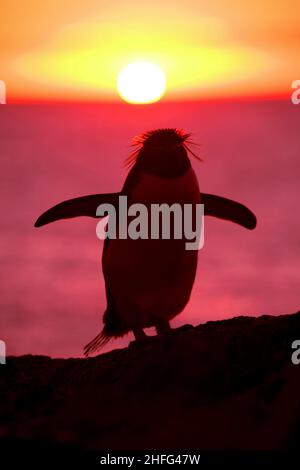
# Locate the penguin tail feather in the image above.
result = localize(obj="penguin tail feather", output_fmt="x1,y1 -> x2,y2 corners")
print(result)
84,329 -> 111,357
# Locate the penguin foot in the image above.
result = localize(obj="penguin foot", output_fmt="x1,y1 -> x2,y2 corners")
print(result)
132,327 -> 147,341
129,335 -> 156,348
155,320 -> 171,336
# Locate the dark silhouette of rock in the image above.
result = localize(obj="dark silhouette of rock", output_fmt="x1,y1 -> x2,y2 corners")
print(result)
1,312 -> 300,461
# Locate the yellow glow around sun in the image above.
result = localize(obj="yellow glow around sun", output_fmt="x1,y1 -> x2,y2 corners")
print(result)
13,17 -> 275,102
117,61 -> 166,104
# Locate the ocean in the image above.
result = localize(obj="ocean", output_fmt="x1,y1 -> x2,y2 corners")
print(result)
0,99 -> 299,357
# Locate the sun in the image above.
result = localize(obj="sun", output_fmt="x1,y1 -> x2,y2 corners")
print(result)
117,61 -> 166,104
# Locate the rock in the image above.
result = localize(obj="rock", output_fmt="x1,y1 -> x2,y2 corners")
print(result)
1,311 -> 300,460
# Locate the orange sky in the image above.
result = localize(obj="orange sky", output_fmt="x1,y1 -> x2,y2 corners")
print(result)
1,0 -> 299,102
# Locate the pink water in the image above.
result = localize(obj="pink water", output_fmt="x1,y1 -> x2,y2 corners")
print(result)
0,100 -> 299,357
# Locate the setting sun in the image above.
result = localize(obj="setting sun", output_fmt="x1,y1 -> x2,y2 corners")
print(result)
117,61 -> 166,104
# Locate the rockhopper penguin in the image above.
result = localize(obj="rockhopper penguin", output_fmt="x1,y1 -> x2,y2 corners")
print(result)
35,128 -> 256,355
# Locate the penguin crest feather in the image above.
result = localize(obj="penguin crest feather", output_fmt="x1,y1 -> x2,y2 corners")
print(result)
126,128 -> 201,168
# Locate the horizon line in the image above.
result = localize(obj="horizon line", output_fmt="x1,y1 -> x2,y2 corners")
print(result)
4,92 -> 290,106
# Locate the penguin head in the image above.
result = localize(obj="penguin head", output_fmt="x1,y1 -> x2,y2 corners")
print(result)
127,128 -> 200,178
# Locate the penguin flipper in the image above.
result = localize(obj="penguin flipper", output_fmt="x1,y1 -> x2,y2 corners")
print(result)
202,193 -> 257,230
34,192 -> 120,227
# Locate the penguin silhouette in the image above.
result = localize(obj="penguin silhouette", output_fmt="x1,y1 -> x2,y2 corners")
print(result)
35,128 -> 256,355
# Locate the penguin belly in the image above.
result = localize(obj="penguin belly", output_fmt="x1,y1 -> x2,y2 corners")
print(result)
102,168 -> 200,330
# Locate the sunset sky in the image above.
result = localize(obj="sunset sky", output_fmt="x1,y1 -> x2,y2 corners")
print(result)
1,0 -> 299,102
